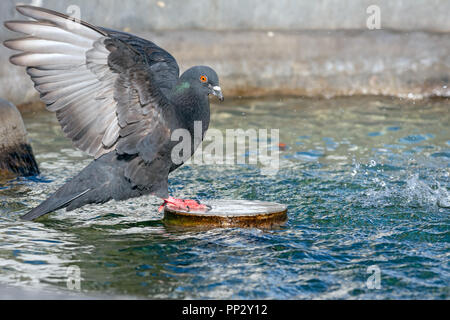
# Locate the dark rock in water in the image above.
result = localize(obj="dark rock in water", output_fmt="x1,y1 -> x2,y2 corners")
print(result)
0,98 -> 39,179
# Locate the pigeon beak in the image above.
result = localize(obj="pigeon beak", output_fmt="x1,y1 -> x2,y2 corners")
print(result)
212,86 -> 224,102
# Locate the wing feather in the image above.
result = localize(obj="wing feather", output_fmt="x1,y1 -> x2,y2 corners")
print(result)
10,52 -> 85,66
4,21 -> 94,48
15,5 -> 103,40
4,37 -> 86,55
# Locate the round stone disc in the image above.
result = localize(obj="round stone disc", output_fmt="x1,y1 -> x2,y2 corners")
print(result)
163,200 -> 288,228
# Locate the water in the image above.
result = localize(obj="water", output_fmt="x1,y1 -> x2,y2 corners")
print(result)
0,96 -> 449,299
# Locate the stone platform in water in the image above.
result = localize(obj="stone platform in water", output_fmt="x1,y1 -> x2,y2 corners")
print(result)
163,200 -> 288,228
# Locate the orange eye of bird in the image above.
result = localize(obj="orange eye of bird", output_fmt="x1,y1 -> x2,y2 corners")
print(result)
200,75 -> 208,83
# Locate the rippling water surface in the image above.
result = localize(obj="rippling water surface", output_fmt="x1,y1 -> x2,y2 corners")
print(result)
0,96 -> 449,299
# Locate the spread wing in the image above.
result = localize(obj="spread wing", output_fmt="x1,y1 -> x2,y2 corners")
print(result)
4,5 -> 179,163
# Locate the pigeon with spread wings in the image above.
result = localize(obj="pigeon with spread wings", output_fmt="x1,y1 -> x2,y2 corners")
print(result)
4,5 -> 224,221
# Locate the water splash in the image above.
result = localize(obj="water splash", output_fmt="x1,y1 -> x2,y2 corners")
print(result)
356,171 -> 449,210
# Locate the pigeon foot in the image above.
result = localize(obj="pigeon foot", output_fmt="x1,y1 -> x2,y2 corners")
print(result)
158,197 -> 211,213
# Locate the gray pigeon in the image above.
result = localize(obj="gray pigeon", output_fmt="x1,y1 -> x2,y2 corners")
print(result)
3,5 -> 224,221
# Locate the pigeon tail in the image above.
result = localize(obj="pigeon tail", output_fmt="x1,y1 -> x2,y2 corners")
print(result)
20,152 -> 168,220
20,153 -> 118,221
21,189 -> 91,221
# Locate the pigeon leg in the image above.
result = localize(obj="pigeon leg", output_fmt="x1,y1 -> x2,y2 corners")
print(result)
158,197 -> 211,213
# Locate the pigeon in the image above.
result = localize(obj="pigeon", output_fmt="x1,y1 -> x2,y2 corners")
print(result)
3,5 -> 224,221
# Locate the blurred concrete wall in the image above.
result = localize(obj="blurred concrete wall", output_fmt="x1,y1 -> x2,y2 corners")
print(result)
2,0 -> 449,32
1,0 -> 449,107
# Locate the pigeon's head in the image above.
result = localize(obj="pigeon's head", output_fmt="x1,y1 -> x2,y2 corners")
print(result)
180,66 -> 224,102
